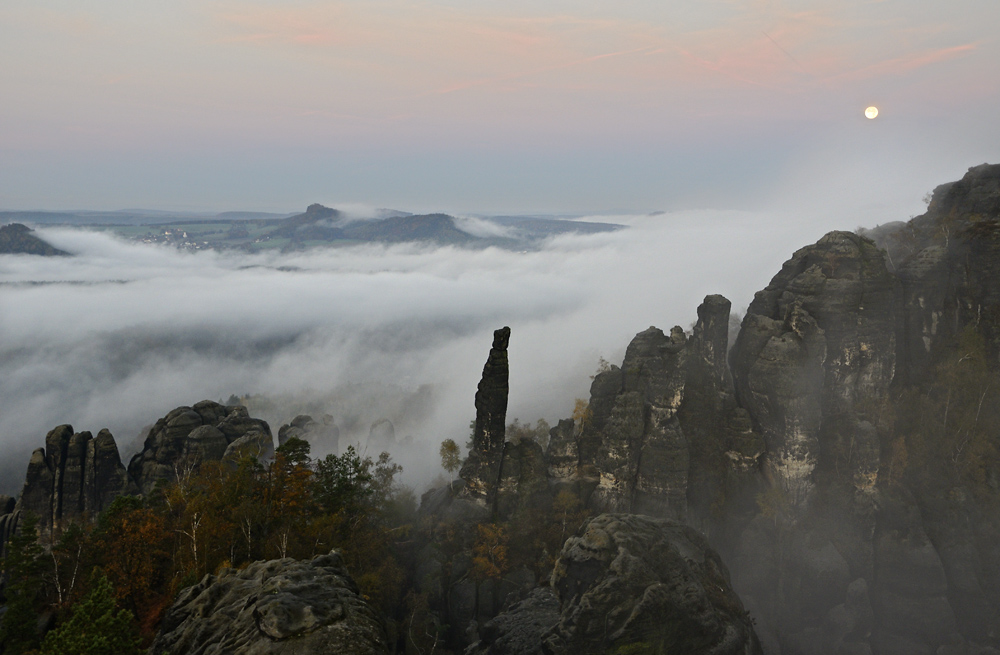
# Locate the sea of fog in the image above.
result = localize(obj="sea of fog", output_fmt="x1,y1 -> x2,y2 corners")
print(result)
0,210 -> 855,494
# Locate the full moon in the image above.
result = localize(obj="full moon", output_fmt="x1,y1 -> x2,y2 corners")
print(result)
865,106 -> 879,119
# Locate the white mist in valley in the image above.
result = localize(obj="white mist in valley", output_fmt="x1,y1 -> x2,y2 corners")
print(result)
0,211 -> 838,493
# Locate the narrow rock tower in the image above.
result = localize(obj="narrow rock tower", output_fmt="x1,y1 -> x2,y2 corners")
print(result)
459,326 -> 510,507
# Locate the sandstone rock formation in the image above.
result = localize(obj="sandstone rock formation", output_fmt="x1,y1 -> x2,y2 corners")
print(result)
367,418 -> 396,452
460,327 -> 511,508
553,295 -> 765,528
466,587 -> 560,655
543,513 -> 761,655
127,400 -> 273,494
150,550 -> 389,655
277,414 -> 339,451
731,231 -> 896,508
10,425 -> 135,538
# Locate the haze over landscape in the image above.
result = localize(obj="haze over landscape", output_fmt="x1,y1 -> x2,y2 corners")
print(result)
3,2 -> 1000,655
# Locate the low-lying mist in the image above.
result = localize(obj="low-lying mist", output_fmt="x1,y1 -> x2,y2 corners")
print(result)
0,210 -> 842,495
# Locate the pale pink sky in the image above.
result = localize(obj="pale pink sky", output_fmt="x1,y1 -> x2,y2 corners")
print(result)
1,0 -> 998,213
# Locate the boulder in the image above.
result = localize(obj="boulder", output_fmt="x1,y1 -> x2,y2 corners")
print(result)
150,550 -> 389,655
128,401 -> 272,494
467,587 -> 560,655
543,513 -> 762,655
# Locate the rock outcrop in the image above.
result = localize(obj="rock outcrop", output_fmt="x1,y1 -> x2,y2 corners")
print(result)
466,588 -> 561,655
720,167 -> 1000,654
12,425 -> 135,537
543,513 -> 761,655
460,327 -> 511,508
128,400 -> 273,494
150,550 -> 389,655
731,230 -> 896,508
584,325 -> 690,518
277,414 -> 340,451
367,418 -> 396,452
553,295 -> 764,529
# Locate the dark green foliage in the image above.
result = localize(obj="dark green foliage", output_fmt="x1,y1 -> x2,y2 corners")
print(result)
313,446 -> 401,519
0,512 -> 47,654
40,571 -> 142,655
0,223 -> 70,256
275,435 -> 311,466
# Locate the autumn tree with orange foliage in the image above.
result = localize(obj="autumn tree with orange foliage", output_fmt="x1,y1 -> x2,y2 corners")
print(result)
471,522 -> 509,581
91,496 -> 171,636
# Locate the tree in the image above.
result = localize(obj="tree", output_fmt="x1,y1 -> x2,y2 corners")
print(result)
92,495 -> 170,618
39,570 -> 142,655
314,445 -> 375,517
439,439 -> 461,475
0,512 -> 47,655
572,399 -> 592,433
471,522 -> 509,581
506,419 -> 551,448
48,522 -> 89,609
267,437 -> 315,558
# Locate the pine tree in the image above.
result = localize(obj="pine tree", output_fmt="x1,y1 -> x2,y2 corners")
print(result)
0,512 -> 46,655
39,570 -> 142,655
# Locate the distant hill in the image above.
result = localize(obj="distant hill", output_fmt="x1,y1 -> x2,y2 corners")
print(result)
0,209 -> 295,226
0,223 -> 70,256
0,204 -> 625,251
260,204 -> 623,249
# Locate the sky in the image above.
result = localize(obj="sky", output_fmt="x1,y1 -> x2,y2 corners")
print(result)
1,0 -> 999,214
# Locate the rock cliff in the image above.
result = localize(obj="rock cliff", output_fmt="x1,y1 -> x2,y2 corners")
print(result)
544,514 -> 761,655
450,164 -> 1000,655
2,426 -> 135,542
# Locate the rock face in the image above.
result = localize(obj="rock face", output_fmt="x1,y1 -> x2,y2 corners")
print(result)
128,400 -> 273,494
892,163 -> 1000,384
543,513 -> 762,655
277,414 -> 339,451
467,588 -> 561,655
367,418 -> 396,452
460,327 -> 511,508
150,550 -> 389,655
585,325 -> 690,518
731,231 -> 896,507
13,425 -> 135,537
557,295 -> 764,529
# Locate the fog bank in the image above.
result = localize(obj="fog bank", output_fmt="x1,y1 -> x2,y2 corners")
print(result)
1,210 -> 847,493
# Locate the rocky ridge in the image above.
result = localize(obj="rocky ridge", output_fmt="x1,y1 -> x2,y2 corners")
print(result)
444,164 -> 1000,654
0,400 -> 275,548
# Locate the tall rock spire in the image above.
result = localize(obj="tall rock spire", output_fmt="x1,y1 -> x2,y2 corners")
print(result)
459,326 -> 510,507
